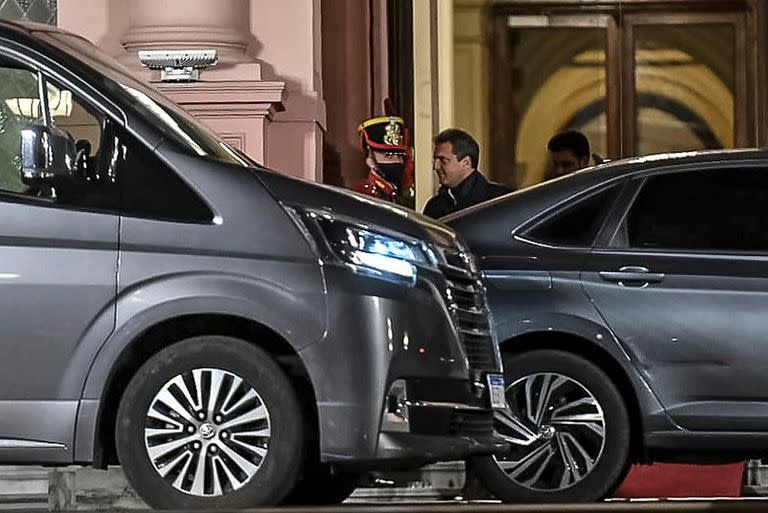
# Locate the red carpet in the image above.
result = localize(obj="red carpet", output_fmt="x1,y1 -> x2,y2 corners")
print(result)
614,462 -> 747,498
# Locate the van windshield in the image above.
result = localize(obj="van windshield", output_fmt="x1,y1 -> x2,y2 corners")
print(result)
33,31 -> 249,167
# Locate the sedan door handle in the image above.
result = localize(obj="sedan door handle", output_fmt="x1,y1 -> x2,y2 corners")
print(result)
599,266 -> 665,286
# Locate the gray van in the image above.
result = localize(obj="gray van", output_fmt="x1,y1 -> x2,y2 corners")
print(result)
0,21 -> 507,510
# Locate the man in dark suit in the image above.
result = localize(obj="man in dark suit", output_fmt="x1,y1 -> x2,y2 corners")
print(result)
423,128 -> 509,219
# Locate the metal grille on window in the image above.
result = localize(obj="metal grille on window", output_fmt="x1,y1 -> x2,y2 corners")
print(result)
0,0 -> 56,25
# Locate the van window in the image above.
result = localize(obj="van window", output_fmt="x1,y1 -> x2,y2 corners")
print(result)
0,60 -> 119,211
116,124 -> 214,223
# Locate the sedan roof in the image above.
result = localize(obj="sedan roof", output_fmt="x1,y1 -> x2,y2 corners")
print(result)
444,148 -> 768,246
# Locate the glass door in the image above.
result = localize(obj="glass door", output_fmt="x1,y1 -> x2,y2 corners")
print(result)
493,14 -> 617,187
489,4 -> 755,188
623,13 -> 749,156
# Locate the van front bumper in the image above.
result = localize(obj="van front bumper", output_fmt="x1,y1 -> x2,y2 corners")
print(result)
301,265 -> 506,467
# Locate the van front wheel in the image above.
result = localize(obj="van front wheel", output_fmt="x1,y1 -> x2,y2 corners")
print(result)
115,336 -> 304,509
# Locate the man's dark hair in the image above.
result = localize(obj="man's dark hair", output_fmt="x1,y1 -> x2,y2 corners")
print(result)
547,130 -> 590,161
434,128 -> 479,169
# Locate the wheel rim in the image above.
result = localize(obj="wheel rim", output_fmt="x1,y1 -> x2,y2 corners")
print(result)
493,372 -> 605,491
144,368 -> 271,497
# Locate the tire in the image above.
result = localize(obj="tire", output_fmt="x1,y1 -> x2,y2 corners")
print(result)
115,336 -> 304,510
468,349 -> 630,503
280,464 -> 362,505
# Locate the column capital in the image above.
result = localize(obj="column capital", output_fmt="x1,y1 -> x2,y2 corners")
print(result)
117,0 -> 261,81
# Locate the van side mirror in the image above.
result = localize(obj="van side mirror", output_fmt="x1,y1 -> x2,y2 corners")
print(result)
19,125 -> 77,185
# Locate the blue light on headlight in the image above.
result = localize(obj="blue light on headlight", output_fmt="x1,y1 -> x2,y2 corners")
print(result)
319,220 -> 436,285
346,228 -> 422,261
349,250 -> 415,279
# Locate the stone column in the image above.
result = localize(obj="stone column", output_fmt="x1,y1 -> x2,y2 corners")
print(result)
248,0 -> 326,182
118,0 -> 256,77
113,0 -> 285,165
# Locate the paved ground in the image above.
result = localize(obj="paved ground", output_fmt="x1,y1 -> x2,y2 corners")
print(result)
332,499 -> 768,512
3,465 -> 767,512
14,499 -> 768,513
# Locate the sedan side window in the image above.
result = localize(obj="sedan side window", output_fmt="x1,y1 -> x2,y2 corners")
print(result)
525,184 -> 621,247
621,168 -> 768,252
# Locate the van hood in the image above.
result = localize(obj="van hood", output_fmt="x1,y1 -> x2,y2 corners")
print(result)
253,167 -> 460,249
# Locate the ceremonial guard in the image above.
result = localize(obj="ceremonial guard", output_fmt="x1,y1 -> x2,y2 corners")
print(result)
353,113 -> 415,208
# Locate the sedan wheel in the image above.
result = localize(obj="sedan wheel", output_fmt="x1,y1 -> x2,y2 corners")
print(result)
494,372 -> 605,491
468,349 -> 630,503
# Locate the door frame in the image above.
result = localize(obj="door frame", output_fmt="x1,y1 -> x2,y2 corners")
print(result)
622,12 -> 752,154
488,12 -> 619,185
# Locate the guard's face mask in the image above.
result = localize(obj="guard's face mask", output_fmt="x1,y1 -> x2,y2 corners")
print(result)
373,152 -> 405,186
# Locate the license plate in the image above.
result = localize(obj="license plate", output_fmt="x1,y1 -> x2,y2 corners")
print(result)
487,373 -> 507,409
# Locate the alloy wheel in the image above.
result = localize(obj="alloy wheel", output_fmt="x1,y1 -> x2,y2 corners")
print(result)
143,368 -> 271,497
493,372 -> 606,491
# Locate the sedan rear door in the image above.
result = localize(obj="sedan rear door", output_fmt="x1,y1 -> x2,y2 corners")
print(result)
581,164 -> 768,431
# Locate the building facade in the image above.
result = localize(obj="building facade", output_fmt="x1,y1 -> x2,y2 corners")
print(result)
451,0 -> 768,190
2,0 -> 766,211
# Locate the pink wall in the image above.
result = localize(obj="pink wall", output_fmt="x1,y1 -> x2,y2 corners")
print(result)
57,0 -> 129,56
57,0 -> 324,183
248,0 -> 325,181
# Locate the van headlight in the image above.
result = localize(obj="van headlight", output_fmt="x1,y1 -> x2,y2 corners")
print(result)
318,218 -> 437,286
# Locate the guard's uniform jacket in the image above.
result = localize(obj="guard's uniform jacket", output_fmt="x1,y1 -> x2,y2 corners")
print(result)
352,167 -> 399,202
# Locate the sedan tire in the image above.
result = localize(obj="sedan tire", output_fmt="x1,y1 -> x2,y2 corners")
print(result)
468,349 -> 630,503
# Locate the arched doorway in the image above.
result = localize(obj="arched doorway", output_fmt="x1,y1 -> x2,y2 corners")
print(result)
489,1 -> 754,188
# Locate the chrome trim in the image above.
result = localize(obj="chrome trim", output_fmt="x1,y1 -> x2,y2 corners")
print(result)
0,439 -> 66,449
513,233 -> 590,250
406,400 -> 486,411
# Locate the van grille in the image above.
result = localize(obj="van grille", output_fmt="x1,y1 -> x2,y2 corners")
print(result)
408,406 -> 495,437
440,248 -> 497,371
448,409 -> 495,436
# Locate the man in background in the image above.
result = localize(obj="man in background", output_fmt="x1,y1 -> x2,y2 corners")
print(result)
547,129 -> 592,179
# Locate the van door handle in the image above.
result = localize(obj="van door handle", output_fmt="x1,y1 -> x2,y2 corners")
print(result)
598,266 -> 665,287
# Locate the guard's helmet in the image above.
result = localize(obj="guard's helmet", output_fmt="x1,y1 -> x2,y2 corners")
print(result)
357,116 -> 409,153
356,116 -> 414,195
